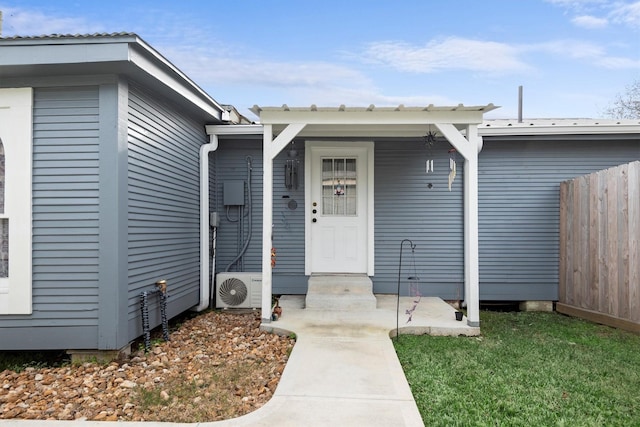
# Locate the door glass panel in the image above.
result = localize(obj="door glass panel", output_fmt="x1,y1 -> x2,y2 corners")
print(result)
0,140 -> 4,213
321,157 -> 357,216
0,140 -> 6,277
0,219 -> 7,278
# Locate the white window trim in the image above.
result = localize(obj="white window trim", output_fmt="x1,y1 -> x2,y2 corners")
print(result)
0,88 -> 33,315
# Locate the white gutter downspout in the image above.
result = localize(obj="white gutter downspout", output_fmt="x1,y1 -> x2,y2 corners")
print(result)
196,134 -> 219,311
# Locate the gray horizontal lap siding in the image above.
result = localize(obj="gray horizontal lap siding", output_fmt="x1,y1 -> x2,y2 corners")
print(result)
212,141 -> 264,275
127,83 -> 204,338
0,86 -> 100,350
213,139 -> 465,297
211,140 -> 305,294
374,140 -> 464,297
272,144 -> 305,293
479,138 -> 640,301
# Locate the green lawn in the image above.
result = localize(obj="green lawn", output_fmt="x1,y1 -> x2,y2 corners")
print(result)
395,311 -> 640,427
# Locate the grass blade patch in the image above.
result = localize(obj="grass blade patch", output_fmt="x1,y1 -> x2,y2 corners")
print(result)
395,311 -> 640,427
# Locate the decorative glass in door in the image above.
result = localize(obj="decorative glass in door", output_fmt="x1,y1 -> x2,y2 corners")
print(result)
0,140 -> 6,278
321,157 -> 357,216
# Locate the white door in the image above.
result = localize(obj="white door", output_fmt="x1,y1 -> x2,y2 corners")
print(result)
308,145 -> 369,273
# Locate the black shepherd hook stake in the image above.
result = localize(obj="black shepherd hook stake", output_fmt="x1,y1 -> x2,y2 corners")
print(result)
396,239 -> 417,342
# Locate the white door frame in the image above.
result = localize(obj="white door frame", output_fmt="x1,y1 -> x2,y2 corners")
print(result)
305,141 -> 375,276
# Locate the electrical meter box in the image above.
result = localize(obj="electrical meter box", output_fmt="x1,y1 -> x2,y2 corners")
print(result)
224,181 -> 245,206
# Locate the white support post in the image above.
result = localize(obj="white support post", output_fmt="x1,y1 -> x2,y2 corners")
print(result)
464,125 -> 481,327
435,122 -> 481,326
261,125 -> 274,322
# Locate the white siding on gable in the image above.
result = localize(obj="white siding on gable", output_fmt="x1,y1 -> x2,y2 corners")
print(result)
0,88 -> 33,315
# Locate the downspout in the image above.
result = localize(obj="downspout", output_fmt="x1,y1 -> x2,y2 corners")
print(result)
196,134 -> 219,311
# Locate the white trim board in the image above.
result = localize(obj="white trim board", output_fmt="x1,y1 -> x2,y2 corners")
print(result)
0,87 -> 33,315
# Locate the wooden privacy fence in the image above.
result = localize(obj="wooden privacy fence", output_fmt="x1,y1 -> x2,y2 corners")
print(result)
558,161 -> 640,333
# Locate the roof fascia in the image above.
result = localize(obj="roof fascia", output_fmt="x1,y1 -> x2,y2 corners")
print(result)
0,35 -> 225,122
205,124 -> 264,135
479,124 -> 640,136
128,41 -> 223,121
0,40 -> 131,67
257,109 -> 487,126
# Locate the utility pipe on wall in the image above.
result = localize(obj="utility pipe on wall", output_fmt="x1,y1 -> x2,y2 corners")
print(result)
196,134 -> 219,311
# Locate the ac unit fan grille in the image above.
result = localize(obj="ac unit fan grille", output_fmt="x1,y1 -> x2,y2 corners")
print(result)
218,278 -> 249,307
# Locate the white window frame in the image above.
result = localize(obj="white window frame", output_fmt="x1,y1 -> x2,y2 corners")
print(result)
0,88 -> 33,315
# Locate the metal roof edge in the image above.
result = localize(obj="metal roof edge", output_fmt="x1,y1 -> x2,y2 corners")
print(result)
0,32 -> 138,43
130,35 -> 227,120
479,119 -> 640,136
252,103 -> 498,115
0,33 -> 229,122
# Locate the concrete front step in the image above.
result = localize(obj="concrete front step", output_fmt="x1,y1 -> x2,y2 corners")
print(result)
305,274 -> 377,311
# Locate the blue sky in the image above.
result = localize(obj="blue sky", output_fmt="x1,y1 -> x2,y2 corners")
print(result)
1,0 -> 638,120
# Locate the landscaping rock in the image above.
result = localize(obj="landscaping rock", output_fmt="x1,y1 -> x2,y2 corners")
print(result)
0,311 -> 294,422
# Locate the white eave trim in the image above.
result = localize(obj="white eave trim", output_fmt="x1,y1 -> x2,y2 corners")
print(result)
128,42 -> 225,121
479,120 -> 640,136
205,124 -> 264,136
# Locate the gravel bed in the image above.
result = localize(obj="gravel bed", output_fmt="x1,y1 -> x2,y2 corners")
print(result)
0,310 -> 295,422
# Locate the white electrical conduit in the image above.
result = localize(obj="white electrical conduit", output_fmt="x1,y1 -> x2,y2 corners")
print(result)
196,134 -> 219,311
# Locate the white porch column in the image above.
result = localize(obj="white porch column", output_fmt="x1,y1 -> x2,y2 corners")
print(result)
260,123 -> 306,322
464,125 -> 481,327
435,123 -> 481,327
261,125 -> 274,322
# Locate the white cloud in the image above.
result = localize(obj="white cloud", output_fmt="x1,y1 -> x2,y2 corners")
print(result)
572,14 -> 609,28
0,6 -> 102,36
547,0 -> 640,29
609,1 -> 640,28
545,0 -> 607,8
360,38 -> 530,74
163,46 -> 373,90
594,55 -> 640,68
356,36 -> 639,78
161,45 -> 461,108
528,39 -> 606,59
527,39 -> 640,69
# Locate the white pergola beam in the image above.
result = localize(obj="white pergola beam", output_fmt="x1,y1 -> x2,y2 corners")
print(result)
258,110 -> 487,126
270,123 -> 306,160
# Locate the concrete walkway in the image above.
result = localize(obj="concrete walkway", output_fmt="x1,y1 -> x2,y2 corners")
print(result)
0,296 -> 478,427
212,295 -> 478,427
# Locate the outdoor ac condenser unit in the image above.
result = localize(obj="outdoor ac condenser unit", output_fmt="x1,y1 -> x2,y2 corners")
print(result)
215,272 -> 262,309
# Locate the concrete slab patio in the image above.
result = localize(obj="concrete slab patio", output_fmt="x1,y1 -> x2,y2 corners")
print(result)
0,296 -> 477,427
